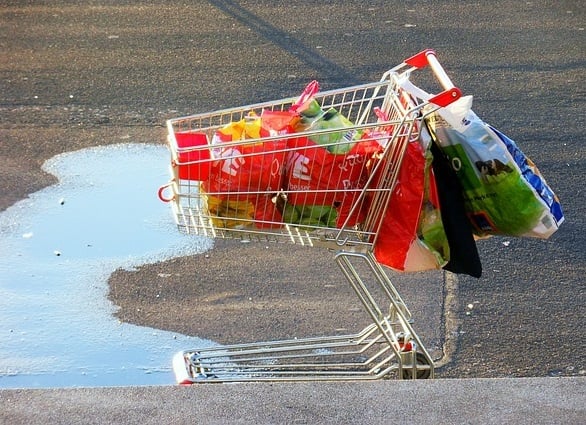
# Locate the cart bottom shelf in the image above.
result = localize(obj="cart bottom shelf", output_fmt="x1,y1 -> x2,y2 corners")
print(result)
173,323 -> 433,384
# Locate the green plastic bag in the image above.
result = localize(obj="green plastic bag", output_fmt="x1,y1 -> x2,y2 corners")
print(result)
425,97 -> 564,238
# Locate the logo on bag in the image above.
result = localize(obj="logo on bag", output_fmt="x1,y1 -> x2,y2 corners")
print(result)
267,128 -> 289,137
475,159 -> 513,180
216,148 -> 245,176
451,157 -> 462,172
287,152 -> 311,181
342,179 -> 361,190
270,157 -> 281,177
338,154 -> 364,172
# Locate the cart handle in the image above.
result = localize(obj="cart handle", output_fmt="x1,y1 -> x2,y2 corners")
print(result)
158,182 -> 175,203
404,49 -> 462,107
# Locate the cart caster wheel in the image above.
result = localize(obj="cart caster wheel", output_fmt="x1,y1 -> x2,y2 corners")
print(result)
402,352 -> 432,379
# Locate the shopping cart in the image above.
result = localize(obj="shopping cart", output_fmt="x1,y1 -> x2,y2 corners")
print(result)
159,50 -> 462,383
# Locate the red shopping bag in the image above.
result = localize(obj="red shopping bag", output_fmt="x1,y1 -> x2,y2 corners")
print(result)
204,113 -> 287,198
285,135 -> 380,228
284,80 -> 381,228
202,110 -> 297,229
371,139 -> 449,272
173,132 -> 211,181
253,193 -> 283,229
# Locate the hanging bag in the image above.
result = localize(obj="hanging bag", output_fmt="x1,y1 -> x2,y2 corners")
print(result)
400,78 -> 564,239
424,97 -> 564,238
369,106 -> 450,272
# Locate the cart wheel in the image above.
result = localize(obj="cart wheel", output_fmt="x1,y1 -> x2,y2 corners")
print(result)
401,352 -> 432,379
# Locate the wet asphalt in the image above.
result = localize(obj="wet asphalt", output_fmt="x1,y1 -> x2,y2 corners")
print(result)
0,1 -> 584,423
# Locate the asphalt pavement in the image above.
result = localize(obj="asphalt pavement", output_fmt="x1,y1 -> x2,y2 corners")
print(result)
1,377 -> 584,425
1,1 -> 584,423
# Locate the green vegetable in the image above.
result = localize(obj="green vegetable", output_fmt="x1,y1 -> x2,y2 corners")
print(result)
282,203 -> 300,224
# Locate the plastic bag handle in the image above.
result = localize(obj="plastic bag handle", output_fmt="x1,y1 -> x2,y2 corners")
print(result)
403,49 -> 462,107
290,80 -> 320,112
373,107 -> 388,121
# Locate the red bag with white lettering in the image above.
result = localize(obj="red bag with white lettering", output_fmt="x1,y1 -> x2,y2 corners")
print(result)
202,110 -> 298,228
283,80 -> 381,228
204,111 -> 295,198
285,134 -> 380,228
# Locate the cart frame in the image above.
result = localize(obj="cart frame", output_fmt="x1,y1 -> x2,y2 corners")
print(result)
160,50 -> 461,383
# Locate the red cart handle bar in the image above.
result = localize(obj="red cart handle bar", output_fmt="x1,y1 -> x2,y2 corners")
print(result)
404,49 -> 462,107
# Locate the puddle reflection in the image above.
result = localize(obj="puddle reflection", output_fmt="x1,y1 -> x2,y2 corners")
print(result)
0,144 -> 213,388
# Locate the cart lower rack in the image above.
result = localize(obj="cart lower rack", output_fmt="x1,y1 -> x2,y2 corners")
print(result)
160,50 -> 461,383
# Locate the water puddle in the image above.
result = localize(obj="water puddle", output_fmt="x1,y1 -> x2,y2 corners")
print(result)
0,143 -> 214,388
